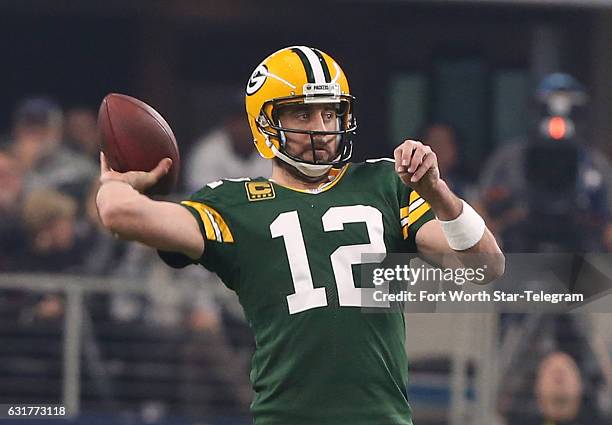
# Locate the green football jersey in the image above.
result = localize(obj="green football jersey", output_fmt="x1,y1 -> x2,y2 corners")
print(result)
159,159 -> 434,425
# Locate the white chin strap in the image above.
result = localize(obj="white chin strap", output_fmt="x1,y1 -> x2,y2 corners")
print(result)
268,141 -> 334,178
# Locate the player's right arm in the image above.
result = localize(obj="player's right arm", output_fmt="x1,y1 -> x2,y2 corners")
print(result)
95,153 -> 204,260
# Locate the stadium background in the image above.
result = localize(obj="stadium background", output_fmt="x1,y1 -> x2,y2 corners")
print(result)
1,0 -> 612,424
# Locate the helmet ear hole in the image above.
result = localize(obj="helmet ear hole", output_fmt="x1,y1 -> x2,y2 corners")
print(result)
256,113 -> 268,128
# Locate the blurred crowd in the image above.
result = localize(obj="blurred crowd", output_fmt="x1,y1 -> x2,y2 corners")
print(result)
0,98 -> 97,273
0,96 -> 253,412
0,96 -> 239,322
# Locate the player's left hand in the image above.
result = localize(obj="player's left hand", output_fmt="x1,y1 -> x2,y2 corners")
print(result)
394,139 -> 441,195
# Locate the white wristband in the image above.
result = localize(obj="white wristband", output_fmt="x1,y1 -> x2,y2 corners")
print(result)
439,200 -> 486,251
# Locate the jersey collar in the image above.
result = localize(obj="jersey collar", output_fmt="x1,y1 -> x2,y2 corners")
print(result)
270,164 -> 350,194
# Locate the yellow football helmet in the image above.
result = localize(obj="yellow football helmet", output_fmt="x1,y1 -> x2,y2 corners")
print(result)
245,46 -> 356,177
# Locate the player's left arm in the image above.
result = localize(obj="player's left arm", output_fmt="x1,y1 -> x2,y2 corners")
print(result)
394,140 -> 505,284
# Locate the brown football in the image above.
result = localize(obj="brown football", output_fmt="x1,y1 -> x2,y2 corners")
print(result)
98,93 -> 180,195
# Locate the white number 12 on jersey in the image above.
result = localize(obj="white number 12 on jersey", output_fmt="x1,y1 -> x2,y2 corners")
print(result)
270,205 -> 388,314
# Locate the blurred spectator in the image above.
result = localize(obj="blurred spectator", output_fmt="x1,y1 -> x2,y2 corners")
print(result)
18,188 -> 90,322
21,188 -> 87,272
7,97 -> 97,200
185,91 -> 270,192
479,73 -> 612,252
0,150 -> 27,271
535,352 -> 583,424
64,106 -> 100,160
8,98 -> 63,169
503,349 -> 607,425
499,315 -> 611,425
420,122 -> 472,199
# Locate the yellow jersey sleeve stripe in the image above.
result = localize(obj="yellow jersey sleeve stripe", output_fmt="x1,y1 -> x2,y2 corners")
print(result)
409,190 -> 421,204
409,197 -> 425,213
180,201 -> 234,243
401,191 -> 426,219
205,209 -> 223,241
181,201 -> 217,240
408,201 -> 431,226
401,197 -> 423,218
207,206 -> 235,243
402,202 -> 432,240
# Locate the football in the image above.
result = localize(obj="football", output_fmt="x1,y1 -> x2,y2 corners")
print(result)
98,93 -> 180,195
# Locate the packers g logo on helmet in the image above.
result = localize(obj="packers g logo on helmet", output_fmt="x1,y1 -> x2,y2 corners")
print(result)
246,64 -> 268,96
245,46 -> 356,178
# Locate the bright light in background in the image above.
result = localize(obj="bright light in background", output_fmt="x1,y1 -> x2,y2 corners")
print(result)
548,116 -> 567,140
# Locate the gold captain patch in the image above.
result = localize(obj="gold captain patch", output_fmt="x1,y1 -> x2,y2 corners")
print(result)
246,181 -> 276,201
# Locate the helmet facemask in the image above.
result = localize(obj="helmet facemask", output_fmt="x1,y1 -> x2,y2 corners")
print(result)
255,91 -> 356,178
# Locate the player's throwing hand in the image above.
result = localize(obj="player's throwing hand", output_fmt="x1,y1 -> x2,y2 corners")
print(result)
394,139 -> 441,195
99,152 -> 172,193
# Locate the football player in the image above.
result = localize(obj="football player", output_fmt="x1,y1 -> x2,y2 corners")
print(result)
96,46 -> 504,425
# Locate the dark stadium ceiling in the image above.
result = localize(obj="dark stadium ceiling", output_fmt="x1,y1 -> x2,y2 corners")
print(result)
333,0 -> 612,7
421,0 -> 612,6
2,0 -> 611,17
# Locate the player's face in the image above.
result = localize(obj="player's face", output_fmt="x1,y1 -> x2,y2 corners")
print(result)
277,103 -> 340,163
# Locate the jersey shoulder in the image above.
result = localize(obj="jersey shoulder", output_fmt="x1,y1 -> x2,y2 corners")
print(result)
186,176 -> 269,208
348,157 -> 400,187
350,157 -> 397,174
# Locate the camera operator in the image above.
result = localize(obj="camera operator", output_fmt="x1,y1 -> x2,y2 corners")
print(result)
480,73 -> 612,252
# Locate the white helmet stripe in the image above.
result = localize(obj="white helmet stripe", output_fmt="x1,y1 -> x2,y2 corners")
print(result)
294,46 -> 326,84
